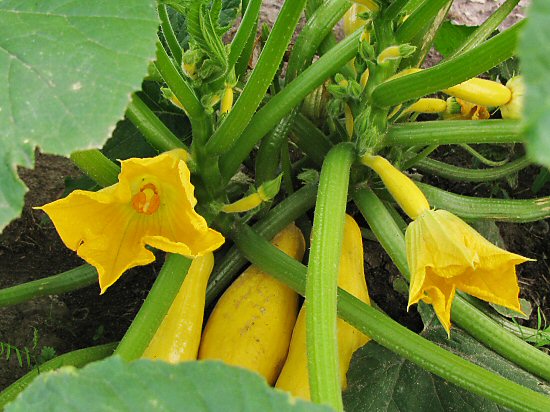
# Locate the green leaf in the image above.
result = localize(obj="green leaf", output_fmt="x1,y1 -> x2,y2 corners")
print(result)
6,357 -> 331,412
520,1 -> 550,168
102,82 -> 191,162
0,0 -> 159,232
343,305 -> 550,411
165,0 -> 240,50
166,0 -> 234,82
434,21 -> 477,57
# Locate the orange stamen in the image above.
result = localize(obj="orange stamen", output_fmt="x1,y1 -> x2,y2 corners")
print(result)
132,183 -> 160,215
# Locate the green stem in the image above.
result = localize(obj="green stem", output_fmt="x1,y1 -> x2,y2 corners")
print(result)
449,0 -> 520,58
416,156 -> 530,182
229,221 -> 550,412
228,0 -> 262,70
235,18 -> 258,79
286,0 -> 351,83
158,4 -> 182,65
383,0 -> 410,22
290,113 -> 333,166
206,183 -> 317,306
306,143 -> 355,410
0,265 -> 98,308
154,42 -> 204,121
352,187 -> 550,383
254,0 -> 350,184
219,31 -> 361,181
372,22 -> 523,107
70,150 -> 119,187
395,0 -> 449,43
459,143 -> 509,167
280,139 -> 295,194
206,0 -> 308,156
114,254 -> 191,361
465,299 -> 550,344
0,343 -> 117,408
417,182 -> 550,223
400,144 -> 438,170
126,94 -> 187,152
384,120 -> 522,146
401,0 -> 452,68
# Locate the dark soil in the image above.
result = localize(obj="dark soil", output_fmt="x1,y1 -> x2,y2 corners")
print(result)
1,0 -> 545,395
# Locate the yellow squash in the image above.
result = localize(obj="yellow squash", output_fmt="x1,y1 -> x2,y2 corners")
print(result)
275,215 -> 371,400
442,77 -> 511,107
343,4 -> 369,37
198,224 -> 305,385
142,253 -> 214,363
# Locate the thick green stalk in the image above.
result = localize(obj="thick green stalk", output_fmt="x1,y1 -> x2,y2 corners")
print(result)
353,187 -> 550,383
228,0 -> 262,70
206,183 -> 318,305
306,143 -> 355,410
219,31 -> 361,181
372,22 -> 523,107
384,120 -> 522,146
70,150 -> 119,187
383,0 -> 411,22
418,182 -> 550,223
114,254 -> 191,361
290,113 -> 332,166
0,343 -> 117,408
286,0 -> 351,83
126,94 -> 187,152
229,221 -> 550,411
416,156 -> 531,182
206,0 -> 307,155
235,18 -> 258,79
254,0 -> 350,184
158,4 -> 182,65
401,0 -> 452,68
449,0 -> 520,58
0,265 -> 98,308
396,0 -> 449,43
154,42 -> 204,120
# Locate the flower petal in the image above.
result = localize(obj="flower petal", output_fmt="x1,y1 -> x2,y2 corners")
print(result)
38,187 -> 155,293
421,269 -> 456,335
78,214 -> 157,293
39,149 -> 224,292
455,261 -> 526,313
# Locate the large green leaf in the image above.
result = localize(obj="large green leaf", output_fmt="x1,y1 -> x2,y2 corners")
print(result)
434,21 -> 477,57
343,305 -> 550,411
520,1 -> 550,168
0,0 -> 159,232
6,357 -> 331,412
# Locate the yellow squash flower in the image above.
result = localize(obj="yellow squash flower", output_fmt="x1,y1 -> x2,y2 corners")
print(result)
38,149 -> 225,293
361,154 -> 531,334
406,209 -> 531,334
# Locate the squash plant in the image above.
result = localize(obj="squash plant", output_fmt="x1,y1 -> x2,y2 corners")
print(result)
1,0 -> 550,410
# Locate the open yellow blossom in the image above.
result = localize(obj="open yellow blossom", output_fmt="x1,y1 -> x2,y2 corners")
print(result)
361,154 -> 531,334
406,209 -> 531,333
38,149 -> 225,293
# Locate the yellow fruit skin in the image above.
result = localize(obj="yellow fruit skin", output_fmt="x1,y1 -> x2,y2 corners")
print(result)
220,86 -> 234,114
404,98 -> 447,114
443,78 -> 511,107
198,224 -> 305,385
343,4 -> 369,37
275,215 -> 371,400
143,253 -> 214,363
